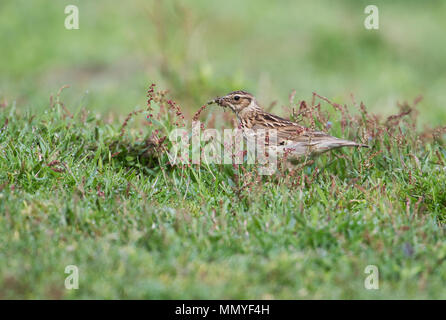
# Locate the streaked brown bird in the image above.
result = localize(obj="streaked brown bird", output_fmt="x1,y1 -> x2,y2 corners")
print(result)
207,90 -> 368,158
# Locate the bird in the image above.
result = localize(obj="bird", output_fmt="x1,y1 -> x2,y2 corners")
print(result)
207,90 -> 368,159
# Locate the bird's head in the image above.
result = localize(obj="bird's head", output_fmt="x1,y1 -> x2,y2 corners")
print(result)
208,90 -> 258,114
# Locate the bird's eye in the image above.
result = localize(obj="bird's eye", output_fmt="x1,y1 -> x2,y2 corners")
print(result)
234,95 -> 240,101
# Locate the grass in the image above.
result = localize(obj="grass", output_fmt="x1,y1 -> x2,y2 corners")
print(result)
1,0 -> 446,299
0,85 -> 445,299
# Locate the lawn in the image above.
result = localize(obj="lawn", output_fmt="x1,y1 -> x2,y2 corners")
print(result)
0,0 -> 446,299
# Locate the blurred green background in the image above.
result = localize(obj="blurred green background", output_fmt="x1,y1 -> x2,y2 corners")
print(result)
1,0 -> 446,300
1,0 -> 446,123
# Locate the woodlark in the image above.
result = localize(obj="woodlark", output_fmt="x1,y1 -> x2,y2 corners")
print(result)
208,90 -> 368,158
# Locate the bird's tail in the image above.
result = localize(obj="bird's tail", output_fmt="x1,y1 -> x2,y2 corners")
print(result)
311,137 -> 369,153
274,136 -> 369,159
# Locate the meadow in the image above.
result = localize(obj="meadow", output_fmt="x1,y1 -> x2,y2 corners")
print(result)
0,0 -> 446,299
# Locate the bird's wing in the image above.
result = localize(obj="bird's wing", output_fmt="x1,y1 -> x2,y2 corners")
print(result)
252,117 -> 325,145
251,111 -> 366,148
252,112 -> 309,145
286,129 -> 331,145
249,112 -> 367,156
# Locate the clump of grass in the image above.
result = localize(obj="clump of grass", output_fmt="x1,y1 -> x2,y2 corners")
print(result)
0,84 -> 445,299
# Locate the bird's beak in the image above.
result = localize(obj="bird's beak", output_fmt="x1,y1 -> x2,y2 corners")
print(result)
207,97 -> 223,106
208,97 -> 229,111
207,96 -> 234,113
